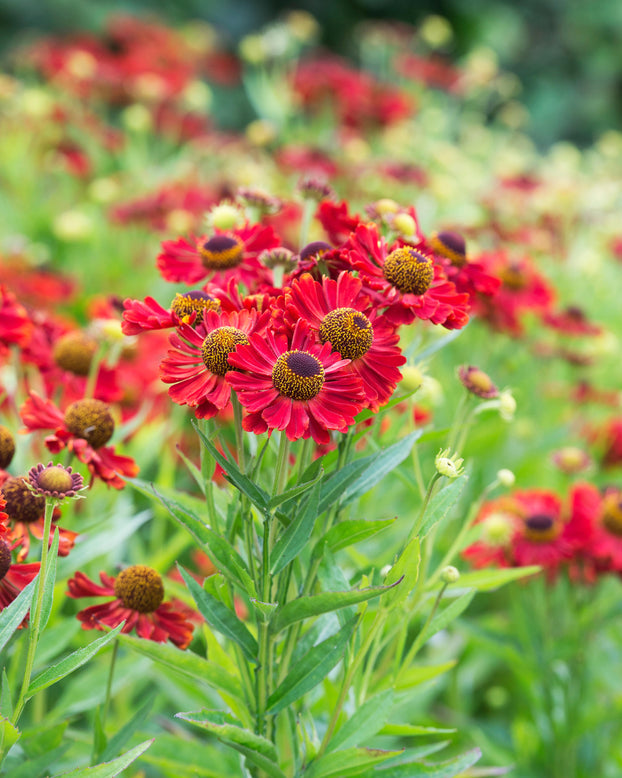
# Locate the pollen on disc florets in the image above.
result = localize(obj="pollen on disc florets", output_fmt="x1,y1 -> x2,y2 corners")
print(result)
1,477 -> 45,523
383,247 -> 434,296
523,513 -> 560,543
64,399 -> 114,449
0,539 -> 11,581
0,425 -> 16,469
28,463 -> 84,499
602,491 -> 622,537
170,290 -> 221,324
201,327 -> 249,376
52,331 -> 98,376
272,351 -> 325,401
429,230 -> 468,267
199,235 -> 244,270
319,308 -> 373,360
113,565 -> 164,613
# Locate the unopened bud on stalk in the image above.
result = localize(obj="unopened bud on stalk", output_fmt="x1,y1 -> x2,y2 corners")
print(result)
393,213 -> 417,237
400,365 -> 424,393
498,390 -> 517,421
207,201 -> 243,231
435,449 -> 464,478
497,469 -> 516,488
441,566 -> 460,584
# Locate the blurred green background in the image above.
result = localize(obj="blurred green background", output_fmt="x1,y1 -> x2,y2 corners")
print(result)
1,0 -> 621,148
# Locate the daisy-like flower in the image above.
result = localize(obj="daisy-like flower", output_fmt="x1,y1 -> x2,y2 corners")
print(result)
425,230 -> 500,302
458,365 -> 499,399
227,319 -> 366,444
156,222 -> 280,289
578,486 -> 622,574
0,533 -> 40,626
542,305 -> 602,337
20,393 -> 138,490
28,462 -> 85,501
0,285 -> 32,350
0,476 -> 78,561
346,224 -> 470,329
160,308 -> 269,419
121,290 -> 222,335
284,272 -> 406,411
67,565 -> 195,648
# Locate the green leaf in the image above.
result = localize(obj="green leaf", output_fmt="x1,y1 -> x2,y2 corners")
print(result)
0,574 -> 38,653
305,747 -> 402,778
148,483 -> 210,545
392,661 -> 457,692
340,430 -> 423,505
375,746 -> 481,777
100,690 -> 156,762
175,444 -> 206,495
408,591 -> 475,660
419,477 -> 467,538
327,689 -> 394,752
1,669 -> 12,719
318,457 -> 374,515
273,583 -> 400,634
271,478 -> 321,575
193,421 -> 270,512
268,469 -> 323,511
19,721 -> 68,759
3,745 -> 69,778
379,724 -> 455,737
266,618 -> 356,714
202,526 -> 257,598
382,538 -> 420,610
138,733 -> 239,778
0,716 -> 20,756
27,623 -> 124,698
179,566 -> 258,662
251,599 -> 278,623
52,739 -> 153,777
39,527 -> 60,631
118,633 -> 243,700
445,566 -> 540,591
177,710 -> 286,778
321,519 -> 395,553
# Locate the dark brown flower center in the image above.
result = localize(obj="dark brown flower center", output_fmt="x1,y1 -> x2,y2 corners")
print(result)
523,513 -> 560,543
199,235 -> 244,270
0,425 -> 16,470
201,326 -> 249,376
319,308 -> 373,360
113,565 -> 164,613
383,248 -> 434,296
0,540 -> 11,581
53,332 -> 98,376
602,493 -> 622,537
64,399 -> 114,448
499,264 -> 528,290
272,351 -> 325,401
429,230 -> 467,267
1,477 -> 45,524
170,291 -> 221,324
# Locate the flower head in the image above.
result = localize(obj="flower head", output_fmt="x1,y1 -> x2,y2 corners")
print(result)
67,565 -> 195,648
435,448 -> 464,478
458,365 -> 499,399
28,463 -> 85,501
0,426 -> 16,470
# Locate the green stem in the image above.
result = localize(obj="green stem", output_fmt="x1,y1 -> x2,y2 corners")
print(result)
232,394 -> 246,475
396,584 -> 448,685
101,639 -> 119,731
298,198 -> 315,250
12,499 -> 55,724
409,473 -> 441,541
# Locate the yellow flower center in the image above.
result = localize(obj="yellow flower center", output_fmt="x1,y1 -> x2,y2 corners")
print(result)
64,399 -> 114,448
113,565 -> 164,613
602,492 -> 622,537
201,326 -> 249,376
170,291 -> 221,324
199,235 -> 244,270
499,264 -> 528,290
319,308 -> 373,360
272,350 -> 325,401
383,248 -> 434,296
429,230 -> 467,267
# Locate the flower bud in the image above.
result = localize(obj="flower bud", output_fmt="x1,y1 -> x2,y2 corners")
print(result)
435,449 -> 464,479
441,565 -> 460,584
393,213 -> 417,237
207,202 -> 243,231
497,469 -> 516,488
498,390 -> 517,421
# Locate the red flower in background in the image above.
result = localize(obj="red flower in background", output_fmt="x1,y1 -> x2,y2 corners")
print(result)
122,290 -> 222,335
0,525 -> 40,625
227,319 -> 365,443
68,565 -> 195,648
0,286 -> 32,351
284,272 -> 406,411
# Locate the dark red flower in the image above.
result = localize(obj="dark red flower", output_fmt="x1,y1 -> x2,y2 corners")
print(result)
121,290 -> 222,336
542,306 -> 602,337
67,565 -> 195,648
20,393 -> 138,489
580,487 -> 622,573
0,286 -> 32,350
159,308 -> 269,419
227,319 -> 366,444
0,535 -> 40,626
284,272 -> 406,411
424,230 -> 500,303
156,222 -> 280,289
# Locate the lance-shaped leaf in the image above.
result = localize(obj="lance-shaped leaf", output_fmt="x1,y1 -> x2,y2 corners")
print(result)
119,634 -> 243,700
327,688 -> 394,752
318,457 -> 374,515
418,477 -> 466,538
27,623 -> 124,698
272,581 -> 401,634
268,469 -> 323,511
271,478 -> 321,575
321,518 -> 395,553
179,567 -> 258,662
100,691 -> 157,763
0,717 -> 20,758
266,618 -> 356,714
176,710 -> 286,778
374,746 -> 481,777
408,591 -> 475,661
52,739 -> 153,777
0,574 -> 38,653
440,566 -> 540,592
304,747 -> 403,778
39,528 -> 60,632
193,421 -> 269,512
382,538 -> 420,610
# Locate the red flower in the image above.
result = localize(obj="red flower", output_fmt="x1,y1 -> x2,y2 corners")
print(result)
542,306 -> 602,337
346,224 -> 470,329
159,308 -> 269,419
316,200 -> 364,246
0,286 -> 32,350
581,486 -> 622,573
156,222 -> 280,289
20,393 -> 138,489
284,272 -> 406,411
67,565 -> 195,648
227,319 -> 366,444
0,535 -> 40,626
424,230 -> 500,303
122,290 -> 222,335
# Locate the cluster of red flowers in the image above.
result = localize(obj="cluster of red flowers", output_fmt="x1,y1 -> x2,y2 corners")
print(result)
463,483 -> 622,582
